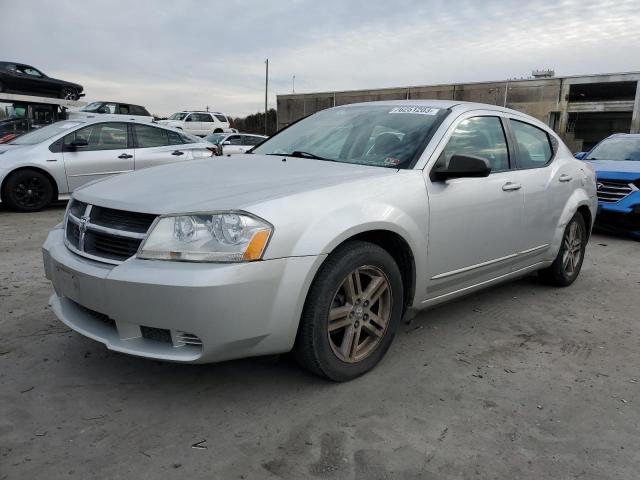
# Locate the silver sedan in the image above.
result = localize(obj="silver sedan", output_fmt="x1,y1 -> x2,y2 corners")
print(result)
0,118 -> 215,211
42,100 -> 597,381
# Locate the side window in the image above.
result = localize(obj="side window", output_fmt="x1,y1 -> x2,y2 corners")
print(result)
244,136 -> 263,146
64,123 -> 128,151
102,103 -> 117,114
134,124 -> 169,148
119,104 -> 130,115
185,114 -> 194,122
167,131 -> 184,145
435,116 -> 509,172
129,105 -> 149,116
511,120 -> 553,168
227,135 -> 243,145
214,114 -> 227,123
198,113 -> 213,122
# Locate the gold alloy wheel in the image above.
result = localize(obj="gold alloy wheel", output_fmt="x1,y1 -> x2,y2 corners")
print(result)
327,265 -> 392,363
562,220 -> 584,276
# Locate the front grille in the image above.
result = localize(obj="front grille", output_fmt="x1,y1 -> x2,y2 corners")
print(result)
596,181 -> 636,203
85,231 -> 142,261
64,200 -> 156,264
90,206 -> 156,233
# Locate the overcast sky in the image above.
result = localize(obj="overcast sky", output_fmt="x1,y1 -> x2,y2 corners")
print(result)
3,0 -> 640,117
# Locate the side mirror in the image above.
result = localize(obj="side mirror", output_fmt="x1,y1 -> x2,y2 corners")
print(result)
222,141 -> 231,146
432,154 -> 492,181
68,138 -> 89,149
574,151 -> 587,160
185,117 -> 193,122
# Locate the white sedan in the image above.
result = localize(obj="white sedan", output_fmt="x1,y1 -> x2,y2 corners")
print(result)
0,118 -> 215,211
204,132 -> 267,155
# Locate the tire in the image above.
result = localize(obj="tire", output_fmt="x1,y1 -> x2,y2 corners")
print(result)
293,240 -> 404,381
60,87 -> 77,100
1,169 -> 54,212
538,213 -> 587,287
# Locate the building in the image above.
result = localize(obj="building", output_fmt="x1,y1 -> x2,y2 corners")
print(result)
276,71 -> 640,151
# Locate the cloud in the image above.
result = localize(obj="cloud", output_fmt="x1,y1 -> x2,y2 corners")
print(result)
2,0 -> 639,117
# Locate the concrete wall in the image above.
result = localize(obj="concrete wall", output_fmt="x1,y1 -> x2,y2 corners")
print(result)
276,72 -> 640,150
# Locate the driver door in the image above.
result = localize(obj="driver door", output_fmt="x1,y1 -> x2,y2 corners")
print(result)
62,122 -> 135,191
424,113 -> 524,300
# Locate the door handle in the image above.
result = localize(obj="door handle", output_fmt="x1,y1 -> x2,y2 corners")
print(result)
172,150 -> 184,156
118,153 -> 133,159
559,174 -> 573,182
502,182 -> 522,191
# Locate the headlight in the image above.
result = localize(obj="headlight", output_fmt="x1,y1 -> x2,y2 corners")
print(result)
138,212 -> 273,262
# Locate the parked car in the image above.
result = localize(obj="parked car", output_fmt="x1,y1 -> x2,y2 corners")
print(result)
575,133 -> 640,238
42,101 -> 597,381
204,132 -> 267,155
159,111 -> 231,136
68,101 -> 153,122
0,61 -> 84,100
0,118 -> 214,211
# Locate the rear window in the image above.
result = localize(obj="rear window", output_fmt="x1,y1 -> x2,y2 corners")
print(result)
511,120 -> 553,168
214,114 -> 227,123
135,124 -> 168,148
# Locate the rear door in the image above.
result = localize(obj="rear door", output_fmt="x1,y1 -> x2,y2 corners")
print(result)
425,113 -> 524,299
133,124 -> 192,169
505,117 -> 572,267
197,113 -> 215,135
62,122 -> 134,190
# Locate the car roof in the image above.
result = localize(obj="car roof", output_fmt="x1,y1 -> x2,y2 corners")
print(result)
337,100 -> 553,130
608,133 -> 640,138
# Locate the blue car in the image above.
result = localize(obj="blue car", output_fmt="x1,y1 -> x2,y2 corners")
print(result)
575,134 -> 640,239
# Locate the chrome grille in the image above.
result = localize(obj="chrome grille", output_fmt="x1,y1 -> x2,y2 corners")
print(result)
596,181 -> 637,203
64,200 -> 156,264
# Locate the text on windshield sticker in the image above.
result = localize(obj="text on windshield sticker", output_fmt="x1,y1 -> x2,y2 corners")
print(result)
389,106 -> 439,115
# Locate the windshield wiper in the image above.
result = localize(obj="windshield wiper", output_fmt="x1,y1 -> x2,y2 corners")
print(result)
266,151 -> 335,161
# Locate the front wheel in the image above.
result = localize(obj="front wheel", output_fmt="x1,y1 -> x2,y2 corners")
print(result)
539,213 -> 587,286
293,241 -> 404,381
1,169 -> 54,212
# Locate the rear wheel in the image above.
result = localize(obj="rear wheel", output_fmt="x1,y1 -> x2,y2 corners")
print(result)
1,169 -> 54,212
60,87 -> 77,100
539,213 -> 587,286
293,241 -> 403,381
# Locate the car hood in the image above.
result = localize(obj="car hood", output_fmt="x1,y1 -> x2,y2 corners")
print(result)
73,154 -> 399,214
584,160 -> 640,182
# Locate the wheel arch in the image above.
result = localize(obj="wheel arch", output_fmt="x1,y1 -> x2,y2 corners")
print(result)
308,228 -> 417,316
1,166 -> 60,203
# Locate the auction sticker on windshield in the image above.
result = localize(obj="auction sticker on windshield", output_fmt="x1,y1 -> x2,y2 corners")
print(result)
389,106 -> 439,115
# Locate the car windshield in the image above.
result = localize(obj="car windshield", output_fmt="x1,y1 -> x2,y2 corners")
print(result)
80,102 -> 103,112
586,137 -> 640,161
8,121 -> 85,145
204,133 -> 227,144
252,105 -> 449,168
169,112 -> 188,120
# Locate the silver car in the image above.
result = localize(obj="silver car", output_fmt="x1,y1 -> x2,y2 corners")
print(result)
204,132 -> 267,156
42,101 -> 597,381
0,118 -> 214,211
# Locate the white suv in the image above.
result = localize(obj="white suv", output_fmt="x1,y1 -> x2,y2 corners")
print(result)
159,111 -> 232,137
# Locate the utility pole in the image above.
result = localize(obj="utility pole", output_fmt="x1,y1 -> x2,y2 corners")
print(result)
265,58 -> 269,136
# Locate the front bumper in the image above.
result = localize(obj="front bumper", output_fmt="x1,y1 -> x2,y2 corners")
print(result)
43,228 -> 324,363
596,192 -> 640,238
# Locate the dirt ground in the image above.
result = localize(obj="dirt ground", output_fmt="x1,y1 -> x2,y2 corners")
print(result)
1,204 -> 639,479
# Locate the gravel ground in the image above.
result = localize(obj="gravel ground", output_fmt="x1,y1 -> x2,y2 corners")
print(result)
1,205 -> 639,480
